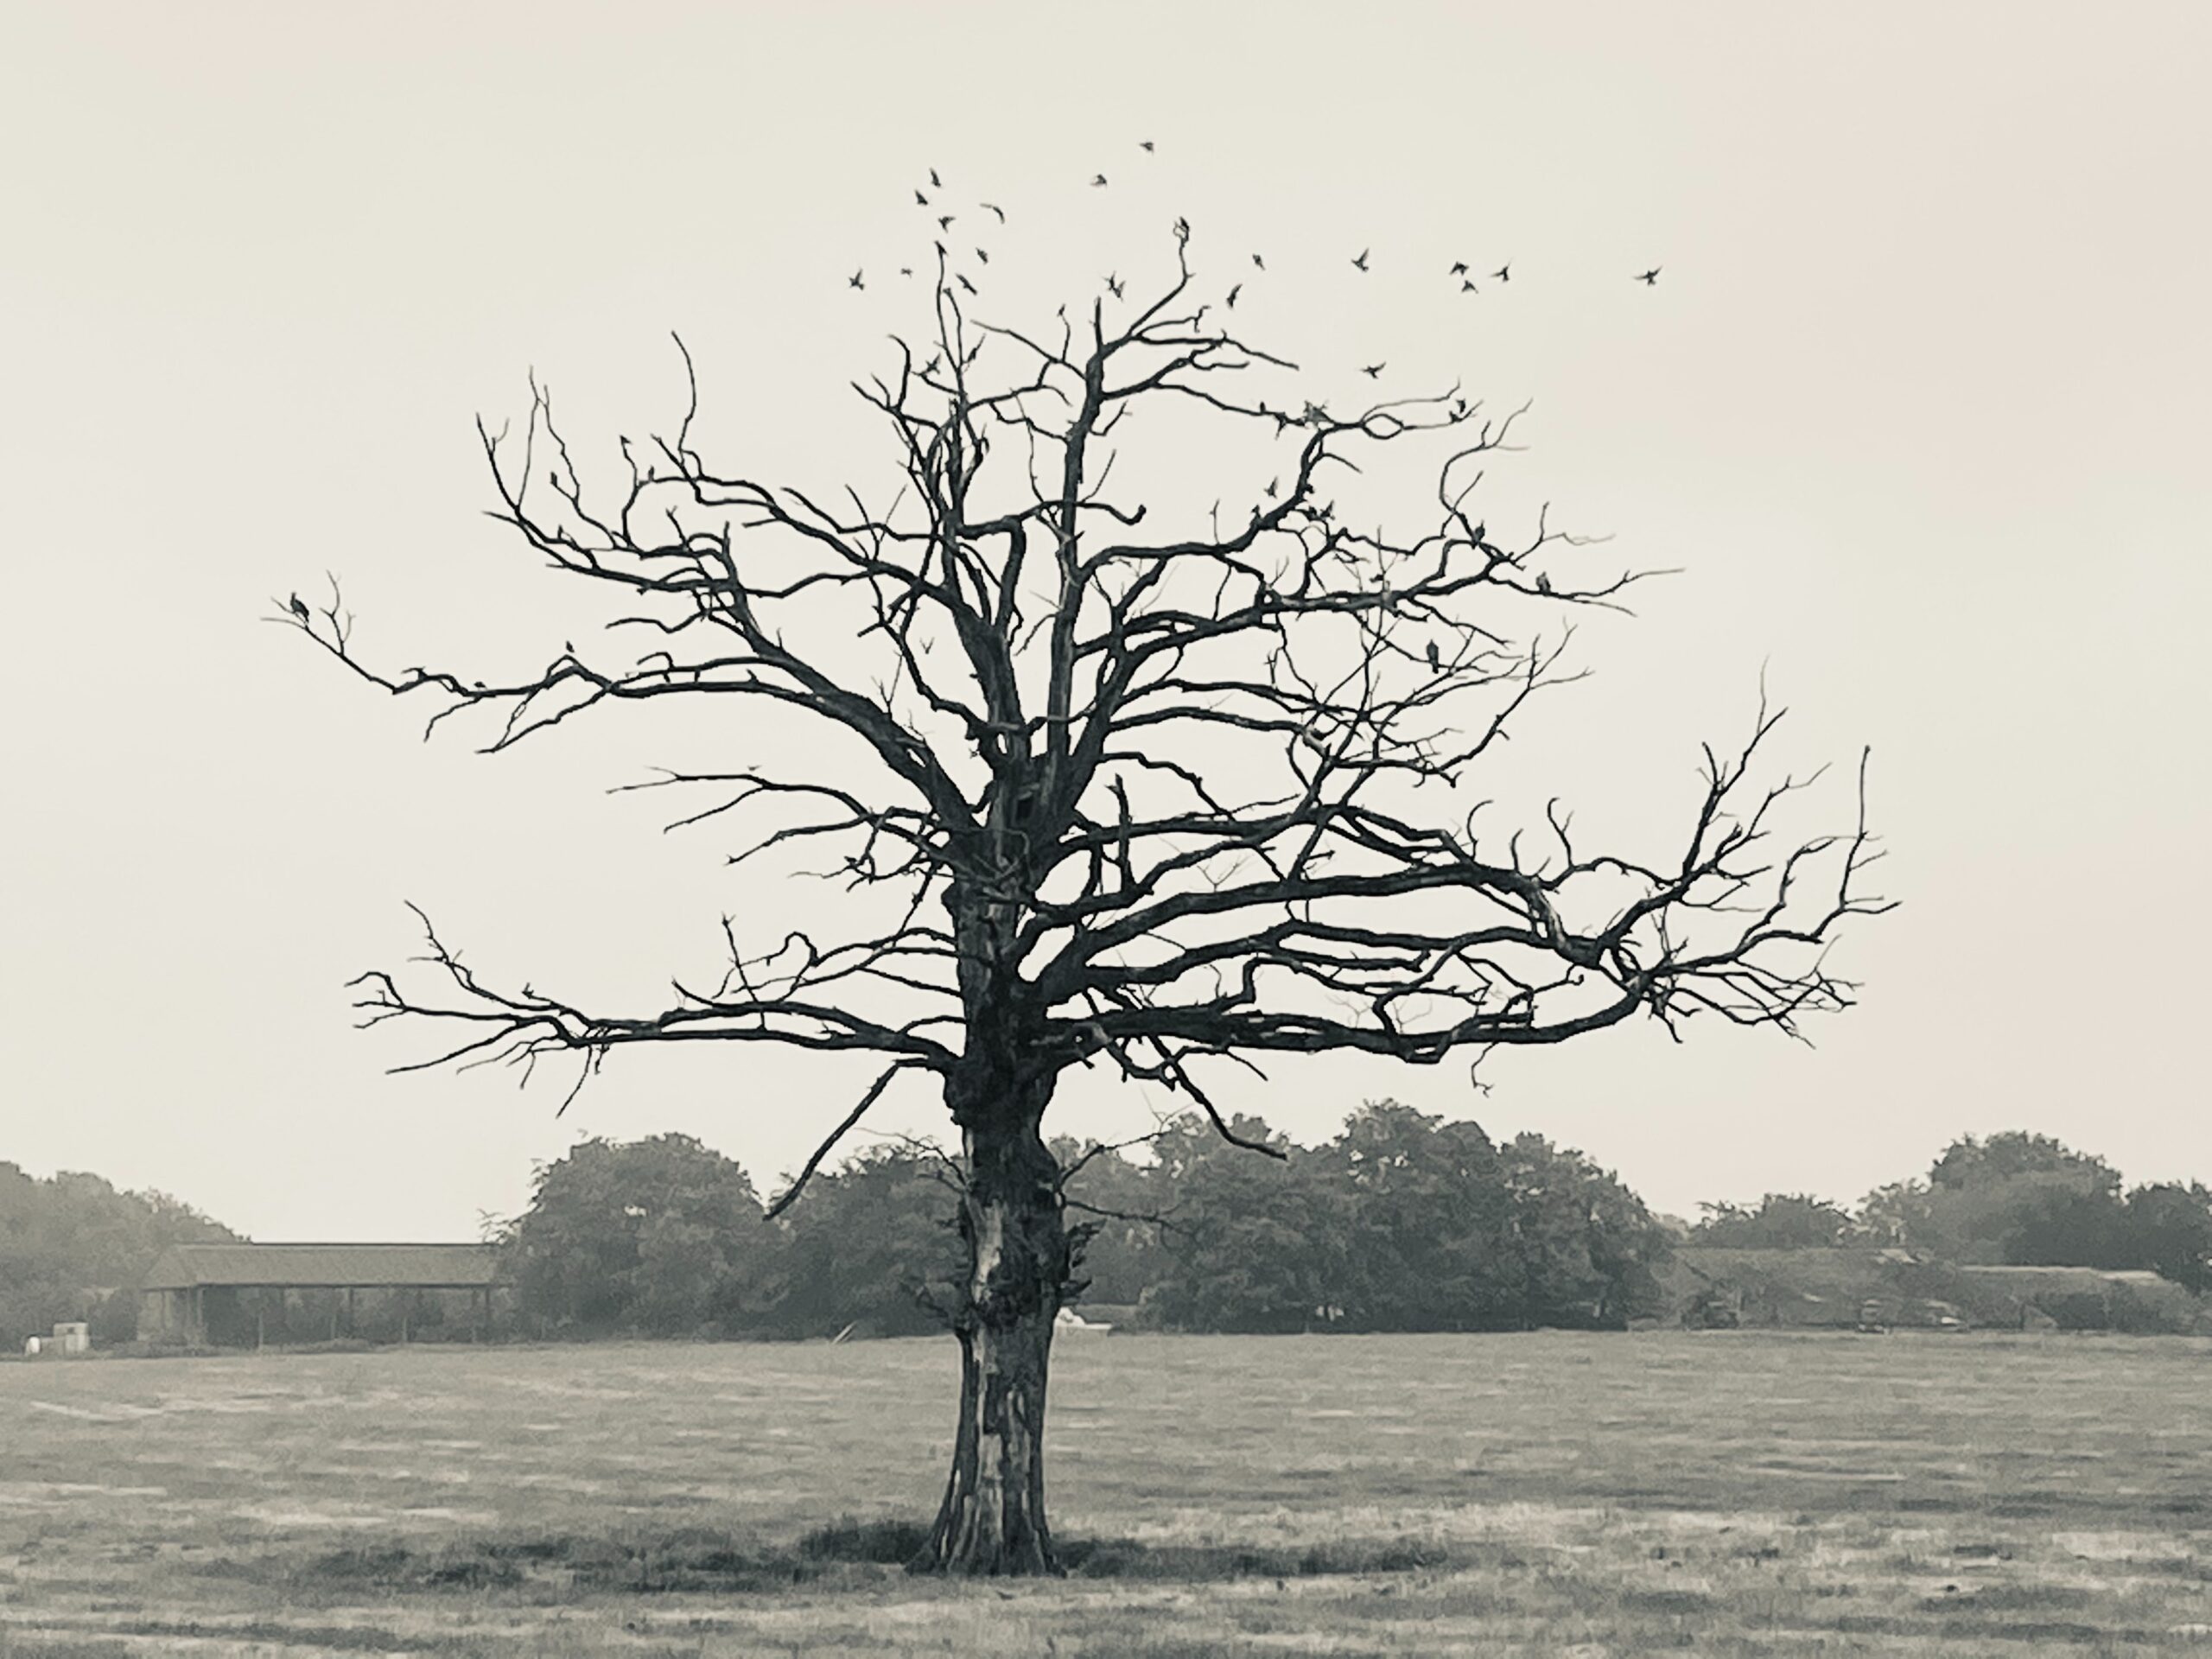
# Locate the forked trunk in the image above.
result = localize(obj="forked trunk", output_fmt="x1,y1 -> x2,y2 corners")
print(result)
919,1096 -> 1071,1574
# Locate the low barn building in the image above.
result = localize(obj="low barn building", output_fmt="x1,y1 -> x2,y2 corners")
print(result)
140,1243 -> 503,1348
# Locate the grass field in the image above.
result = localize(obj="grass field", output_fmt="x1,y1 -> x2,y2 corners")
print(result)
3,1332 -> 2210,1656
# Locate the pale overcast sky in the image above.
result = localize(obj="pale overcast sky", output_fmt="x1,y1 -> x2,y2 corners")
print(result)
3,3 -> 2206,1240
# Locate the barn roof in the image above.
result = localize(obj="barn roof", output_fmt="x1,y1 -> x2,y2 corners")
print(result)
141,1243 -> 501,1290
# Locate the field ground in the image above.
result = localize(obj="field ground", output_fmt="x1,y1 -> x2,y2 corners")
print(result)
3,1332 -> 2210,1656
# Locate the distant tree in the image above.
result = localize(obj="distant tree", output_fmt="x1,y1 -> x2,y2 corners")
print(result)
504,1135 -> 770,1337
1902,1134 -> 2126,1264
1141,1106 -> 1669,1332
766,1144 -> 963,1338
1853,1179 -> 1933,1247
1929,1132 -> 2120,1194
1324,1102 -> 1516,1331
2123,1182 -> 2212,1294
291,208 -> 1886,1570
1144,1115 -> 1351,1334
1852,1134 -> 2212,1284
1498,1133 -> 1673,1326
0,1162 -> 238,1347
1996,1179 -> 2136,1269
1693,1192 -> 1853,1249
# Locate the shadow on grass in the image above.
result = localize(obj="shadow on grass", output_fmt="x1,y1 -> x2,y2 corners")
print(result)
292,1517 -> 1464,1595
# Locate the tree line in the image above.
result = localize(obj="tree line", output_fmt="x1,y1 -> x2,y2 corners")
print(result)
496,1104 -> 1674,1340
8,1123 -> 2205,1353
1692,1131 -> 2212,1292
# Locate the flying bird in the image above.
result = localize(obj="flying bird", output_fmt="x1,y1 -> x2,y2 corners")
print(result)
982,202 -> 1007,223
938,214 -> 956,230
957,273 -> 977,295
1140,139 -> 1155,152
1226,283 -> 1242,308
1091,174 -> 1109,188
1361,362 -> 1384,378
1449,262 -> 1469,276
930,168 -> 943,188
1460,278 -> 1478,293
1426,640 -> 1440,671
963,340 -> 983,366
1173,214 -> 1191,240
1252,253 -> 1266,270
849,270 -> 864,289
899,266 -> 913,277
287,593 -> 308,621
1491,264 -> 1511,283
1351,248 -> 1370,272
1637,267 -> 1662,285
976,247 -> 989,264
1263,477 -> 1278,498
913,189 -> 929,207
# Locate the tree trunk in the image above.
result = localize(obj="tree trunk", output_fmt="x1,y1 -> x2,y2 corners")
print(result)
919,1088 -> 1071,1574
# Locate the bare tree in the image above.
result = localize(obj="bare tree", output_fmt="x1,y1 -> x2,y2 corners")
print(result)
283,230 -> 1886,1574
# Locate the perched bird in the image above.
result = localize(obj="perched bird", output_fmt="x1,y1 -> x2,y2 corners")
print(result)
1491,264 -> 1511,283
1106,272 -> 1125,298
963,340 -> 982,365
1252,252 -> 1266,270
849,270 -> 864,289
1636,267 -> 1662,285
1361,362 -> 1384,378
1535,572 -> 1554,594
287,593 -> 308,621
1140,139 -> 1155,152
929,168 -> 943,188
1173,214 -> 1191,240
982,201 -> 1007,223
957,273 -> 977,295
1351,248 -> 1370,272
1226,283 -> 1242,308
1091,174 -> 1109,188
1450,261 -> 1469,276
1426,639 -> 1441,671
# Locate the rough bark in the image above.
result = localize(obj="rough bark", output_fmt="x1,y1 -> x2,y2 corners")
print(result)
919,1066 -> 1071,1574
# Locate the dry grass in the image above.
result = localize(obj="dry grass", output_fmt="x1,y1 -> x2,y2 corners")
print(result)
3,1331 -> 2210,1654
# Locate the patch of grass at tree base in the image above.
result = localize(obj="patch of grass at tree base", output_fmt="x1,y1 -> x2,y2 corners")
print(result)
296,1517 -> 1464,1594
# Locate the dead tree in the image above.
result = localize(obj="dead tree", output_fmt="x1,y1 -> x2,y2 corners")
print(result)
284,231 -> 1887,1575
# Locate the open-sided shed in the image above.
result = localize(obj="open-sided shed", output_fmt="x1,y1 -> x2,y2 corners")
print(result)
140,1243 -> 502,1346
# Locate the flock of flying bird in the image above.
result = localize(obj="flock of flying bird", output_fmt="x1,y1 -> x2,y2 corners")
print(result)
845,142 -> 1664,334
